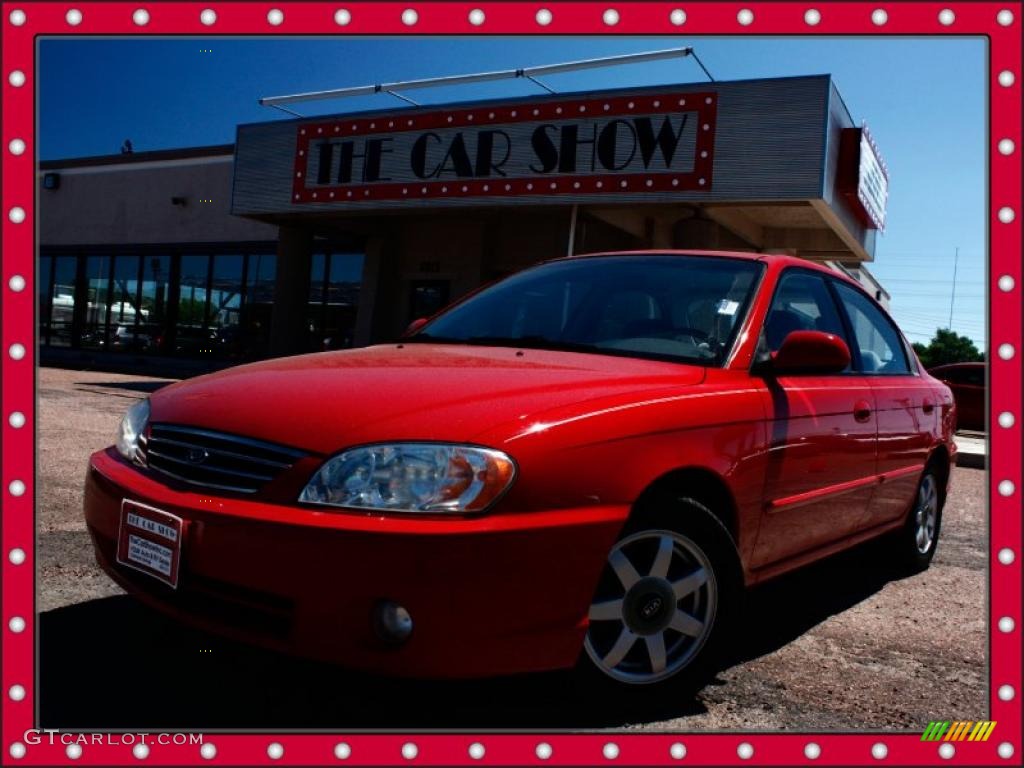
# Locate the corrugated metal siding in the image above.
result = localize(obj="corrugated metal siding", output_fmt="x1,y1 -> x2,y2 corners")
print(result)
232,75 -> 831,215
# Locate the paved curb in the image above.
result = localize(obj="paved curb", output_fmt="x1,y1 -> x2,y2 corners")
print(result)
955,432 -> 986,469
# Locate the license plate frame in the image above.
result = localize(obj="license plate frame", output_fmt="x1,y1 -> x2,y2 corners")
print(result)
116,499 -> 184,589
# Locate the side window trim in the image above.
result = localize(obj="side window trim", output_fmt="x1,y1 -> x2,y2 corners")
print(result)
824,277 -> 864,373
753,266 -> 859,375
829,278 -> 914,377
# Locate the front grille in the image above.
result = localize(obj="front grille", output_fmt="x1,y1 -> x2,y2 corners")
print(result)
142,424 -> 305,494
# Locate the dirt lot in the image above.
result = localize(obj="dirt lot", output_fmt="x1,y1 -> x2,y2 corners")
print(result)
37,366 -> 987,730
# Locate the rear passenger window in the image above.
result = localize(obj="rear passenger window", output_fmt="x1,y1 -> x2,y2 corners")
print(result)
833,282 -> 911,375
762,272 -> 850,370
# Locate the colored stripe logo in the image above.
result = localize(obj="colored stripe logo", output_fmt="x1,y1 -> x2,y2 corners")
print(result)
922,721 -> 996,742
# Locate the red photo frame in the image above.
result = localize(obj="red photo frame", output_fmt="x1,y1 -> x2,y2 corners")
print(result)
1,3 -> 1020,766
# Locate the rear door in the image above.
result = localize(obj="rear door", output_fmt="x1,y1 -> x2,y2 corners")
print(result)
750,270 -> 878,569
831,281 -> 933,528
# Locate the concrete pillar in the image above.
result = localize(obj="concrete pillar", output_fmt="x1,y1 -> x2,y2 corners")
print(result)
353,235 -> 387,347
269,225 -> 312,357
649,217 -> 675,249
355,231 -> 406,344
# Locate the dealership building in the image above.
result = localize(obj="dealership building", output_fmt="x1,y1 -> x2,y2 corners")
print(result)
38,73 -> 890,368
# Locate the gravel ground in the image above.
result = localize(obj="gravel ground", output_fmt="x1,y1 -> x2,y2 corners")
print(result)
36,367 -> 987,730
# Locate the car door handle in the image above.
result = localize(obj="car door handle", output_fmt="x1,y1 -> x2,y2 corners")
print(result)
853,400 -> 872,422
922,398 -> 935,413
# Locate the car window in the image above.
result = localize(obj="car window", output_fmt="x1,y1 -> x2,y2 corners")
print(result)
761,271 -> 851,371
833,282 -> 911,375
415,255 -> 764,366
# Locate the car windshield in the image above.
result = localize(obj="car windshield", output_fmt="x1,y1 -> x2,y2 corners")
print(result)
410,255 -> 764,366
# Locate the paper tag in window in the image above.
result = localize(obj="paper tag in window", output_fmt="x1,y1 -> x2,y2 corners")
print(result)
716,299 -> 740,316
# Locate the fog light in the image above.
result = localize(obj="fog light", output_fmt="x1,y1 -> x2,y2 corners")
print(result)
373,600 -> 413,644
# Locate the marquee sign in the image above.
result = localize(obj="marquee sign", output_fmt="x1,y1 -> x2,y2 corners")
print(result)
290,91 -> 717,205
837,125 -> 889,232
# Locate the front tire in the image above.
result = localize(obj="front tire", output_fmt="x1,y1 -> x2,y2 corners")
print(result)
579,497 -> 741,693
893,466 -> 943,572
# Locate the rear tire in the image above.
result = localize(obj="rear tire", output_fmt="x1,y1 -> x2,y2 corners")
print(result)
892,466 -> 943,573
577,496 -> 742,695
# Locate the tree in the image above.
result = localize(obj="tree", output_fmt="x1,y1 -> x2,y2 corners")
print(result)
912,328 -> 983,369
912,342 -> 931,368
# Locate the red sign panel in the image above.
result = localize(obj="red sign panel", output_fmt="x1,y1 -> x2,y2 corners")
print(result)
291,91 -> 718,205
837,125 -> 889,231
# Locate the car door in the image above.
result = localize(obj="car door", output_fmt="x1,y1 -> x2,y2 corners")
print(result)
831,281 -> 934,529
750,270 -> 878,569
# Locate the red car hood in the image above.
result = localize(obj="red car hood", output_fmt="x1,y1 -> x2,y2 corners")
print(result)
150,344 -> 706,455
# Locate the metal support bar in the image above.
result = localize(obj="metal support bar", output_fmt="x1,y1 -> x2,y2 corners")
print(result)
566,205 -> 579,257
690,51 -> 716,82
259,46 -> 695,108
525,74 -> 557,95
267,103 -> 306,118
384,89 -> 421,107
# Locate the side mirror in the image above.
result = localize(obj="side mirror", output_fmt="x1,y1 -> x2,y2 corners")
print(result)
403,317 -> 429,337
770,330 -> 850,374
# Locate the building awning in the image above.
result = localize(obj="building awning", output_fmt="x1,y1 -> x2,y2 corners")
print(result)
231,74 -> 887,262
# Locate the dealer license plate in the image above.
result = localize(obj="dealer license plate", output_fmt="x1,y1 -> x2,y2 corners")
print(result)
116,500 -> 184,588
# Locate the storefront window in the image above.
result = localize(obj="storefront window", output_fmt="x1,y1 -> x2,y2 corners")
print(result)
244,253 -> 275,358
108,255 -> 144,352
48,256 -> 77,347
38,256 -> 54,345
208,254 -> 244,358
323,253 -> 363,350
308,253 -> 326,305
81,255 -> 112,349
38,244 -> 362,361
140,256 -> 171,354
177,254 -> 211,355
306,252 -> 327,352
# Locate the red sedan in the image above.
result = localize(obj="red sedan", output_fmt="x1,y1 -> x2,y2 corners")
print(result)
85,251 -> 955,691
928,362 -> 985,432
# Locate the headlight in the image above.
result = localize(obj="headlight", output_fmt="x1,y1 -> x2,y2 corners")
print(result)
116,399 -> 150,465
299,443 -> 516,514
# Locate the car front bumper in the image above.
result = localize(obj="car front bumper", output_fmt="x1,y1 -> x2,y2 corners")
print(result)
84,448 -> 628,679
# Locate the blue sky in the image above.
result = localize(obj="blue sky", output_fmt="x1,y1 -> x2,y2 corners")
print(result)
38,36 -> 987,348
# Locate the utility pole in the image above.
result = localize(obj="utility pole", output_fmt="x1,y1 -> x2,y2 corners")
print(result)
948,246 -> 959,329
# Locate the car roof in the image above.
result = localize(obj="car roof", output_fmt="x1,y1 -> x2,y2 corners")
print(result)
562,249 -> 856,282
930,362 -> 986,370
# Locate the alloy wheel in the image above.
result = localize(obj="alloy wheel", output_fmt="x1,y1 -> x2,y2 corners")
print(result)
584,529 -> 718,684
914,474 -> 938,555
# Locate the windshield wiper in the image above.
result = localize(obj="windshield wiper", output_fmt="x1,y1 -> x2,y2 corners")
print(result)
404,334 -> 601,354
404,334 -> 717,365
402,333 -> 463,344
466,335 -> 604,354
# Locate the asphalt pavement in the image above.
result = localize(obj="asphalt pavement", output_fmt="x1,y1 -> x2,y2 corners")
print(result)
36,367 -> 987,731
